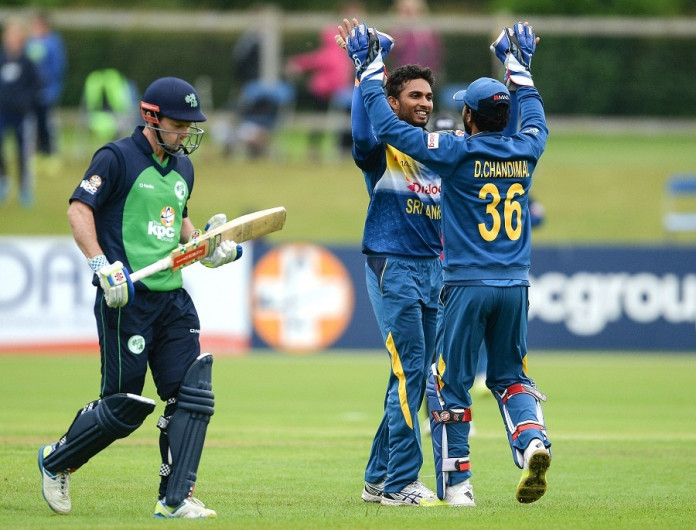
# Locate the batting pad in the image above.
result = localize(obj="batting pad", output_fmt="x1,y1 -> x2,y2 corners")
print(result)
164,353 -> 215,506
43,393 -> 156,473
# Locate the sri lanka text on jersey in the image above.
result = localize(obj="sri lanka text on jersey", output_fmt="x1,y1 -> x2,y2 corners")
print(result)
406,199 -> 441,219
474,160 -> 530,179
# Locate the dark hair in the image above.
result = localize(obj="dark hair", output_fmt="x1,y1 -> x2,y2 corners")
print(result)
386,65 -> 435,99
470,104 -> 510,132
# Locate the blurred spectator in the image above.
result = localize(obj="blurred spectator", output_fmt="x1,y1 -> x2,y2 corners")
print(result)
26,10 -> 66,160
82,68 -> 139,143
285,24 -> 355,158
226,24 -> 295,159
430,112 -> 457,131
231,27 -> 262,90
233,79 -> 295,159
0,17 -> 42,207
387,0 -> 445,80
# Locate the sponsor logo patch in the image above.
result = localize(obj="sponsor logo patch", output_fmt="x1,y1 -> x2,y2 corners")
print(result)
427,133 -> 440,149
148,206 -> 177,241
79,175 -> 103,195
160,206 -> 175,227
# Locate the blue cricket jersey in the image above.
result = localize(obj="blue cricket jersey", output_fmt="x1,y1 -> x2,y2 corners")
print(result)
352,85 -> 442,258
361,81 -> 547,283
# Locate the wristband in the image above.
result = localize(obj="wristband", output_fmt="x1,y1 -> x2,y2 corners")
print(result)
88,254 -> 109,273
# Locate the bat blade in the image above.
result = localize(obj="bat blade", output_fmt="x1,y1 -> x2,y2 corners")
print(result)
130,206 -> 286,282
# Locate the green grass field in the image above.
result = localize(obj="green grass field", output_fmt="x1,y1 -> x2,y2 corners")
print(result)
1,352 -> 695,528
1,119 -> 695,526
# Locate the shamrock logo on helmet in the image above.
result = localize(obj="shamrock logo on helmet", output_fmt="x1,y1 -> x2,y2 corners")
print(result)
185,93 -> 198,108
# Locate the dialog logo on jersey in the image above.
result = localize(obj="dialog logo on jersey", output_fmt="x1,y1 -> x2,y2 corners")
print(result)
251,243 -> 354,354
147,206 -> 176,241
427,133 -> 440,149
407,182 -> 441,195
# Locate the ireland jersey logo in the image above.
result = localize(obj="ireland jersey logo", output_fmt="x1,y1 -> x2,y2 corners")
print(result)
174,181 -> 186,200
128,335 -> 146,354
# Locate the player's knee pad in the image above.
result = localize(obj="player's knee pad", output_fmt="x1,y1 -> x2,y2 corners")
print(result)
43,393 -> 156,473
494,383 -> 550,468
161,353 -> 215,506
425,364 -> 472,500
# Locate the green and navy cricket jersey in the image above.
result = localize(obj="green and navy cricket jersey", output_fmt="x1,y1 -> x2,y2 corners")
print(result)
361,82 -> 548,283
70,126 -> 194,291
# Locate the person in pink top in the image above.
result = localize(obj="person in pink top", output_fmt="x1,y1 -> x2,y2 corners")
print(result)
286,25 -> 355,157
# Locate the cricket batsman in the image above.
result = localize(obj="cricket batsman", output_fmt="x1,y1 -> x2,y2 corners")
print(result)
38,76 -> 242,518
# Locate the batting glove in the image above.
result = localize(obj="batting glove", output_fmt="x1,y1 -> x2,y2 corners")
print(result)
197,213 -> 243,268
95,260 -> 134,308
202,239 -> 243,268
491,22 -> 536,89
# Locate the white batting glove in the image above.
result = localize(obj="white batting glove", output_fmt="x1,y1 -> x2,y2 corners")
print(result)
196,213 -> 243,268
202,239 -> 243,268
188,212 -> 223,254
204,213 -> 227,233
95,260 -> 134,308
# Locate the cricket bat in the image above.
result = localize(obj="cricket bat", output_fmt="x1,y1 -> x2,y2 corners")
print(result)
130,206 -> 286,282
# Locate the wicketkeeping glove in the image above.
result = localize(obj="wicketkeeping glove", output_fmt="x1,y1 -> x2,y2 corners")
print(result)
197,213 -> 243,268
336,28 -> 393,60
347,23 -> 386,85
92,258 -> 134,308
374,29 -> 394,60
491,22 -> 536,89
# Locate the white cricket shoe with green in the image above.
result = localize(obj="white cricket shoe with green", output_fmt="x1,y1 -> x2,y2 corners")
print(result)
38,443 -> 71,514
153,497 -> 217,518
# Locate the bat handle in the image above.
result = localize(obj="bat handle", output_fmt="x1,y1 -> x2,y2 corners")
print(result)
130,257 -> 172,283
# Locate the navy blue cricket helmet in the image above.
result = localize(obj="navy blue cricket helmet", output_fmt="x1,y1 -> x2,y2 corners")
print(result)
140,77 -> 206,156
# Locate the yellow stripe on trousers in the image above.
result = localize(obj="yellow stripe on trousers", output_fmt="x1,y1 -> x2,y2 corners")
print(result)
386,332 -> 413,429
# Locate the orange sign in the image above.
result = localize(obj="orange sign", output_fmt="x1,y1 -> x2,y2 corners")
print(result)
252,243 -> 354,354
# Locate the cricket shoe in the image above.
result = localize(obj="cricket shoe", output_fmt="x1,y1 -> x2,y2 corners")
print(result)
361,479 -> 385,503
153,496 -> 217,518
38,443 -> 71,514
380,480 -> 445,506
445,479 -> 476,507
516,439 -> 551,503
